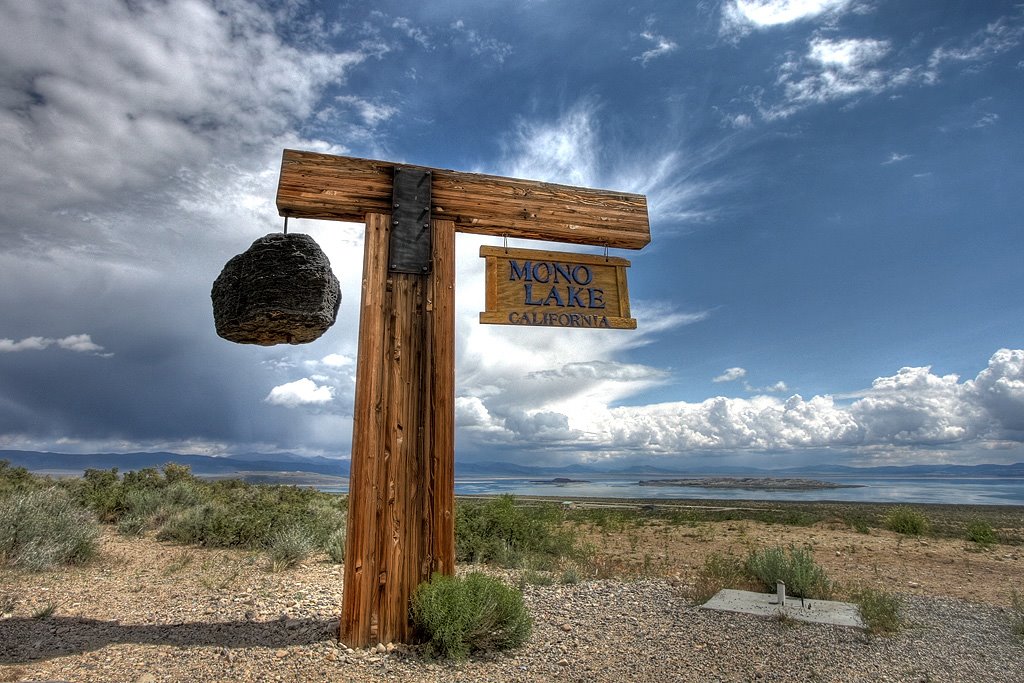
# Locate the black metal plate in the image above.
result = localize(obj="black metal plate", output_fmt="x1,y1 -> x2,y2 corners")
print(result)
389,167 -> 432,274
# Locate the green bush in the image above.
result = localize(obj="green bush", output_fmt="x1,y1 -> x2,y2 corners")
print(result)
692,553 -> 752,604
884,506 -> 930,536
325,526 -> 347,563
853,586 -> 901,634
411,572 -> 532,661
966,520 -> 998,548
455,495 -> 581,569
266,525 -> 314,571
117,514 -> 147,537
0,488 -> 100,571
1010,590 -> 1024,641
0,460 -> 39,494
746,545 -> 832,599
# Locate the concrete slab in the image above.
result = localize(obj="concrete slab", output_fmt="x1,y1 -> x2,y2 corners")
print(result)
701,589 -> 865,629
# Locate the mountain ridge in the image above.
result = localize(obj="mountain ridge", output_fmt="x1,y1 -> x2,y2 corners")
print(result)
4,450 -> 1023,480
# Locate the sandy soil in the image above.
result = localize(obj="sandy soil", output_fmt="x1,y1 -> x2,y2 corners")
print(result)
1,511 -> 1022,682
575,516 -> 1023,606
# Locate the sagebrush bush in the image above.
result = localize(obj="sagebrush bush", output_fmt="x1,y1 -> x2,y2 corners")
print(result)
325,526 -> 347,563
455,495 -> 581,569
1011,590 -> 1024,640
0,488 -> 100,571
412,572 -> 532,661
746,545 -> 832,599
966,520 -> 998,547
692,553 -> 753,604
884,506 -> 930,536
853,586 -> 901,634
266,525 -> 314,572
117,514 -> 147,537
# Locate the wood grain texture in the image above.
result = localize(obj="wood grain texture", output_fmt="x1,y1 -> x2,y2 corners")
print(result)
340,215 -> 456,648
427,219 -> 456,577
276,150 -> 651,250
341,213 -> 390,647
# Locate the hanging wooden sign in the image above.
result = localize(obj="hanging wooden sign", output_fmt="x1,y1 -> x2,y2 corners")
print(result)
480,246 -> 636,329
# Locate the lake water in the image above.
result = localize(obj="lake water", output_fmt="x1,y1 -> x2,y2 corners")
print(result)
320,476 -> 1024,505
445,476 -> 1024,505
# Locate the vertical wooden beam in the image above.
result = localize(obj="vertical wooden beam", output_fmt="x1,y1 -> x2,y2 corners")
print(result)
341,215 -> 456,648
427,220 -> 456,576
341,213 -> 389,647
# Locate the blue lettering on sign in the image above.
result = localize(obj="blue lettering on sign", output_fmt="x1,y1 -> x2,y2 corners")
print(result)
507,311 -> 611,328
508,259 -> 605,309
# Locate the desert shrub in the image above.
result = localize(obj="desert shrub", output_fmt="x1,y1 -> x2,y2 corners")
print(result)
121,488 -> 162,518
884,506 -> 930,536
122,467 -> 163,490
560,565 -> 581,585
117,514 -> 147,537
325,526 -> 347,563
1010,590 -> 1024,640
746,545 -> 832,599
162,480 -> 204,508
162,462 -> 195,484
456,495 -> 580,569
966,520 -> 999,548
266,525 -> 314,571
0,488 -> 100,570
74,468 -> 123,522
692,552 -> 753,604
411,572 -> 531,661
0,460 -> 39,494
852,586 -> 901,634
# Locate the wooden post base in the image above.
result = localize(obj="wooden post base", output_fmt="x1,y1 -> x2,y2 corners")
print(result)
340,214 -> 455,648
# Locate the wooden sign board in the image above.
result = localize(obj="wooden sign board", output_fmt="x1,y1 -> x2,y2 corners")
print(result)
480,246 -> 636,329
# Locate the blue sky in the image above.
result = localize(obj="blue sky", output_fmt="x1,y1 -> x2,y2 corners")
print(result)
0,0 -> 1022,469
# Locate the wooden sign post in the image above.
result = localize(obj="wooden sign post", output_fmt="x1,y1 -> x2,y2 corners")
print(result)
275,150 -> 650,648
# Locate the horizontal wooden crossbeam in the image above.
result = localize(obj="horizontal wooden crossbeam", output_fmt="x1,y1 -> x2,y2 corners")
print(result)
276,150 -> 651,250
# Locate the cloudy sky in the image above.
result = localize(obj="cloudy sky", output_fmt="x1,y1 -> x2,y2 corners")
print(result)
1,0 -> 1022,470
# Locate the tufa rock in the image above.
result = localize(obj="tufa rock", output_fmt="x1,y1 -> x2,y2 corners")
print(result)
212,233 -> 340,345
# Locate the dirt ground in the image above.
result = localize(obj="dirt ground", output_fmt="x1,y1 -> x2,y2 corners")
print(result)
574,515 -> 1023,606
1,507 -> 1023,682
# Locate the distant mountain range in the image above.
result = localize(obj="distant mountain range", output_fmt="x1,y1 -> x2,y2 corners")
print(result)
3,450 -> 1023,480
0,450 -> 349,478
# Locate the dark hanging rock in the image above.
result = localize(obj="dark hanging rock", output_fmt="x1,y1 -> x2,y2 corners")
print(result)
212,233 -> 341,345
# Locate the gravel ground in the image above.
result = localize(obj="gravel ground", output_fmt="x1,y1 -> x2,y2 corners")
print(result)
1,531 -> 1022,682
3,576 -> 1022,682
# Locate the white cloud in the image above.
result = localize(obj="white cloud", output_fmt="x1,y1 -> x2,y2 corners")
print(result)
450,19 -> 512,63
713,367 -> 748,383
746,10 -> 1024,120
0,0 -> 366,256
882,152 -> 910,165
635,31 -> 678,65
972,348 -> 1024,436
746,380 -> 790,394
392,17 -> 431,48
0,334 -> 106,354
265,378 -> 335,407
973,113 -> 999,129
773,37 -> 896,114
850,366 -> 983,445
502,100 -> 600,188
499,99 -> 728,228
928,14 -> 1024,72
333,95 -> 399,128
721,0 -> 856,39
320,353 -> 355,368
454,348 -> 1024,457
